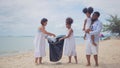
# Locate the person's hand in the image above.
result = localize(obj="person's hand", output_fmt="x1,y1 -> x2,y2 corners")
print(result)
92,42 -> 97,46
83,28 -> 85,31
83,35 -> 86,40
52,34 -> 56,37
85,29 -> 90,33
59,38 -> 64,41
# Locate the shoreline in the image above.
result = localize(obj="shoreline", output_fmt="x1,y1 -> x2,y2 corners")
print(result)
0,39 -> 119,57
0,36 -> 84,57
0,50 -> 33,57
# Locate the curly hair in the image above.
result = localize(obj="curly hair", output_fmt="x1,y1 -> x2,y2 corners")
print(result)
87,7 -> 94,14
83,7 -> 88,14
66,17 -> 73,25
82,7 -> 94,14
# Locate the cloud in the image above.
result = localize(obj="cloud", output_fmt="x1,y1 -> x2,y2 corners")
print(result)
0,0 -> 119,36
81,0 -> 120,15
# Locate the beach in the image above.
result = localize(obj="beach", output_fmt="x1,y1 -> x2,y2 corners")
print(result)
0,39 -> 120,68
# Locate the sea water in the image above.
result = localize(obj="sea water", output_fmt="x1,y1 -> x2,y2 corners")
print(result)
0,36 -> 84,56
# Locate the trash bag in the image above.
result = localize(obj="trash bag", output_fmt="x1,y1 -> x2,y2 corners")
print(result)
47,35 -> 65,62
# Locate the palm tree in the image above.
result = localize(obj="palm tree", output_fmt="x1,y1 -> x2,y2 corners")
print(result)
103,15 -> 120,36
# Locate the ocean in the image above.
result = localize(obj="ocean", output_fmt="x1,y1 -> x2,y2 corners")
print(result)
0,36 -> 84,56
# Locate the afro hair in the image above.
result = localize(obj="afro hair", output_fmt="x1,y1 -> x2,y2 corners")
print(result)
82,7 -> 94,14
87,7 -> 94,14
83,8 -> 87,14
66,17 -> 73,25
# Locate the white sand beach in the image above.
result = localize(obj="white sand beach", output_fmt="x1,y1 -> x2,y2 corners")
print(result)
0,39 -> 120,68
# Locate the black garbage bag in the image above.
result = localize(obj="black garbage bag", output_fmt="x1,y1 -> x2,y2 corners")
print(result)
47,35 -> 65,62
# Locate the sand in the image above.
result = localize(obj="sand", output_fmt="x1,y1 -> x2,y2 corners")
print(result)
0,39 -> 120,68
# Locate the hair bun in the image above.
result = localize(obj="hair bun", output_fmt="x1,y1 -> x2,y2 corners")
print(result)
87,7 -> 94,14
82,7 -> 94,14
83,8 -> 87,14
41,18 -> 48,25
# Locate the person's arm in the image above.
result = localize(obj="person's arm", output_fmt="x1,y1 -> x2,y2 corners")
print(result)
40,27 -> 55,37
59,29 -> 73,41
86,22 -> 102,35
62,29 -> 73,39
83,19 -> 87,31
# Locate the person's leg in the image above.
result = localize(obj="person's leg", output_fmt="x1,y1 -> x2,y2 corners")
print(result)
94,55 -> 98,66
68,56 -> 72,63
91,42 -> 99,66
84,33 -> 86,40
91,35 -> 97,46
74,56 -> 78,64
35,57 -> 38,64
86,40 -> 91,66
86,55 -> 91,66
39,57 -> 42,64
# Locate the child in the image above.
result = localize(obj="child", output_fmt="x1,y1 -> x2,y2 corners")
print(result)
82,7 -> 96,46
34,18 -> 55,64
59,17 -> 78,64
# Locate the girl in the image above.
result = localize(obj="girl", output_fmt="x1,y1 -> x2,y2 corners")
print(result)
60,17 -> 78,64
34,18 -> 55,64
82,7 -> 96,46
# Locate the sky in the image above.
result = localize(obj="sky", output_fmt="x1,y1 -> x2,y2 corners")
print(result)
0,0 -> 120,36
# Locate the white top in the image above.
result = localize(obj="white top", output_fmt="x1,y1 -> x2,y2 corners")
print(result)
85,17 -> 92,29
86,20 -> 103,42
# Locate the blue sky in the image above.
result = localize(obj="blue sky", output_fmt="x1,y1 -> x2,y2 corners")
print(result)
0,0 -> 120,36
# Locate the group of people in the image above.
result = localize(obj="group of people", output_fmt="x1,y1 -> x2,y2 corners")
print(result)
33,7 -> 102,67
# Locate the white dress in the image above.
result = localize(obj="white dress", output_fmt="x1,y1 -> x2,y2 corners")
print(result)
85,17 -> 91,30
85,17 -> 92,40
63,28 -> 77,56
33,30 -> 46,57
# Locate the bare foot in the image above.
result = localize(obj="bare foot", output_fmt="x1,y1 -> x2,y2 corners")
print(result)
67,61 -> 71,64
38,61 -> 42,64
75,61 -> 78,64
86,64 -> 91,66
84,36 -> 86,40
95,64 -> 99,67
35,62 -> 39,65
35,61 -> 38,65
